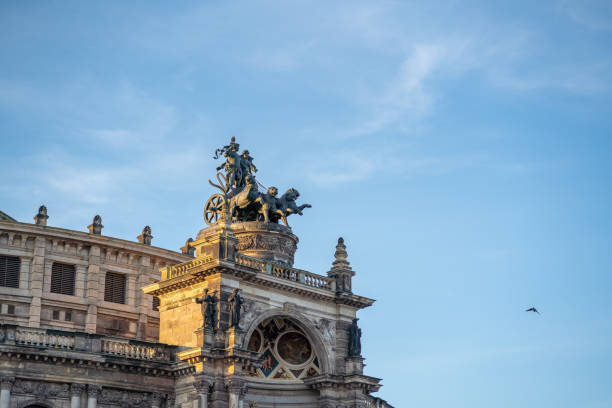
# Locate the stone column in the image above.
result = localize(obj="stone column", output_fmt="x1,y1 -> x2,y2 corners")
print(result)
70,383 -> 85,408
85,246 -> 101,333
0,377 -> 14,408
87,384 -> 102,408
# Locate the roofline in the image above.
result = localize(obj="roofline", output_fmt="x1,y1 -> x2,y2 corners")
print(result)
0,211 -> 17,222
0,220 -> 191,262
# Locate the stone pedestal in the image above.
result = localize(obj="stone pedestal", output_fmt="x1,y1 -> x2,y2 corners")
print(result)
346,356 -> 365,375
229,222 -> 298,266
193,222 -> 239,261
226,327 -> 244,350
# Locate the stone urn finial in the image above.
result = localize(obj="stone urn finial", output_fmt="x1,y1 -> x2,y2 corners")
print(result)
88,215 -> 103,235
34,204 -> 49,226
328,236 -> 355,293
138,225 -> 153,245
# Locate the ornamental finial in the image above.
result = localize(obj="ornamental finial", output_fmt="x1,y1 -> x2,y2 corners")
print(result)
332,237 -> 351,270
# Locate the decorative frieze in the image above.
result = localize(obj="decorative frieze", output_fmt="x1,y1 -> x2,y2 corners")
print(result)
98,387 -> 151,408
12,379 -> 69,399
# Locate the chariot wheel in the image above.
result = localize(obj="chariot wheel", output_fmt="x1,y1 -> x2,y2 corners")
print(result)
204,194 -> 226,225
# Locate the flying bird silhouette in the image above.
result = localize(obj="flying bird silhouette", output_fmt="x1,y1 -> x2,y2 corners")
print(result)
525,307 -> 540,314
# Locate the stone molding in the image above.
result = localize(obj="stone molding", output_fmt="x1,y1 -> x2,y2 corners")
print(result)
241,307 -> 332,375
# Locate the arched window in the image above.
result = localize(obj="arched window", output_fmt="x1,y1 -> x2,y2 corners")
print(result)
246,317 -> 320,380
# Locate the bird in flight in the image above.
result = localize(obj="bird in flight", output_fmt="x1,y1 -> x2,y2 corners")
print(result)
525,307 -> 540,314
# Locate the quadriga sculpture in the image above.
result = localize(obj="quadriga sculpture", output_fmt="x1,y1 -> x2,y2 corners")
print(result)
204,138 -> 311,227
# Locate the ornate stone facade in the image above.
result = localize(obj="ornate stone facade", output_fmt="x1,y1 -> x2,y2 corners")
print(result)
0,138 -> 393,408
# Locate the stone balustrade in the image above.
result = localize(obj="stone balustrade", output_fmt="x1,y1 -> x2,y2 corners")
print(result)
161,255 -> 215,280
301,271 -> 334,290
237,253 -> 335,291
234,252 -> 266,271
0,324 -> 175,363
14,327 -> 75,349
159,250 -> 335,292
101,339 -> 172,362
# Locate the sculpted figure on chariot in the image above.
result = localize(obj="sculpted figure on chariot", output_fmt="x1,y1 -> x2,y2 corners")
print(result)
205,137 -> 311,227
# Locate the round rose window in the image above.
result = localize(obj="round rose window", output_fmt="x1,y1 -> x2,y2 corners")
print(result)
245,318 -> 320,380
276,331 -> 312,366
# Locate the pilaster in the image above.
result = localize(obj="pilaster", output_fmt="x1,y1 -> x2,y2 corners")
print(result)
28,236 -> 46,327
18,256 -> 31,289
85,245 -> 101,333
136,255 -> 151,339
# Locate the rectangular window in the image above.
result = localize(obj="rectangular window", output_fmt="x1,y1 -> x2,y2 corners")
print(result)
65,311 -> 72,321
52,310 -> 60,320
51,262 -> 76,295
104,272 -> 126,304
7,305 -> 15,315
0,255 -> 20,288
152,296 -> 160,311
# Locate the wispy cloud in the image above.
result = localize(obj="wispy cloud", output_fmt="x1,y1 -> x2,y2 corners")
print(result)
560,0 -> 612,31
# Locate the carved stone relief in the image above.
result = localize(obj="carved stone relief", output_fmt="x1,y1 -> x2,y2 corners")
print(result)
314,318 -> 336,345
98,388 -> 151,408
239,300 -> 263,331
12,379 -> 70,399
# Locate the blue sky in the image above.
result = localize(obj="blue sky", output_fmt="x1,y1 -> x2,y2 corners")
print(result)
1,1 -> 612,406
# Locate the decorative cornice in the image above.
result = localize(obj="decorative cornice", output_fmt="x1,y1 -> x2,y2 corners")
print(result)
144,260 -> 375,309
0,221 -> 189,262
303,373 -> 382,393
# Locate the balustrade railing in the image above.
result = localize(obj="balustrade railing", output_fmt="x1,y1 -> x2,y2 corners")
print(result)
101,339 -> 171,361
1,325 -> 174,363
234,252 -> 266,271
158,248 -> 335,291
161,255 -> 215,280
15,327 -> 75,349
234,253 -> 335,292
